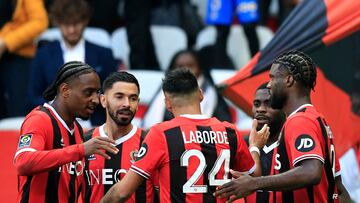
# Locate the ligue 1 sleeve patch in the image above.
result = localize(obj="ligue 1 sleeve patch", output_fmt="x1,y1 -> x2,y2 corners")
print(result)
18,134 -> 33,148
295,134 -> 315,152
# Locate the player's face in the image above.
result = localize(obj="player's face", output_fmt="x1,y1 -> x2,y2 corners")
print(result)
66,72 -> 101,120
173,53 -> 201,78
267,64 -> 288,110
59,20 -> 87,47
102,81 -> 139,126
252,89 -> 285,130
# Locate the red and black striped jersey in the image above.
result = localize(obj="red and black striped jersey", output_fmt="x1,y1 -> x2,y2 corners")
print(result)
246,142 -> 277,203
270,104 -> 340,203
83,125 -> 154,203
131,114 -> 255,203
14,103 -> 86,203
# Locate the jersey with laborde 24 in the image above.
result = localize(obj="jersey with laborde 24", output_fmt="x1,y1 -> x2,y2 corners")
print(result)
131,114 -> 255,203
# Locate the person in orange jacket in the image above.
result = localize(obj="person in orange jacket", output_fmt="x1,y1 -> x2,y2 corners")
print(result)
0,0 -> 48,118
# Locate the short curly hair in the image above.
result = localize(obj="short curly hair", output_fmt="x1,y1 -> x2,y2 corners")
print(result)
274,50 -> 317,90
49,0 -> 91,25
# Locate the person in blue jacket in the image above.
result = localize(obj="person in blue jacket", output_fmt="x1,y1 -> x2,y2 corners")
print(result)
28,0 -> 118,126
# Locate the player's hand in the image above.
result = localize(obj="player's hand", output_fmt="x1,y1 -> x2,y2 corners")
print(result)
83,136 -> 119,159
249,119 -> 270,149
214,173 -> 256,202
229,169 -> 245,179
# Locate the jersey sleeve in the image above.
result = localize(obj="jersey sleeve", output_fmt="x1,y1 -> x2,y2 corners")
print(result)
233,131 -> 256,174
130,127 -> 166,180
14,112 -> 85,176
285,116 -> 324,166
14,113 -> 49,157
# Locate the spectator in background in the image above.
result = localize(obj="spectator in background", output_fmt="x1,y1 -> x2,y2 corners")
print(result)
206,0 -> 260,69
0,0 -> 48,119
124,0 -> 160,70
259,0 -> 300,29
86,0 -> 124,33
141,49 -> 232,130
28,0 -> 118,126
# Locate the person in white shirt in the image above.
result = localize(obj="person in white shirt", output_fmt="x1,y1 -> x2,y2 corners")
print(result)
28,0 -> 118,127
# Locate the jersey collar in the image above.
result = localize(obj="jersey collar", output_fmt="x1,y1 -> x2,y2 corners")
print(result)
179,114 -> 209,119
288,104 -> 313,118
99,124 -> 138,146
44,103 -> 75,134
263,141 -> 277,154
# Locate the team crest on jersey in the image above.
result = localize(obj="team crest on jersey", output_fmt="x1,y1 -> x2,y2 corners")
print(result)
295,134 -> 315,152
136,143 -> 148,161
129,150 -> 138,163
87,154 -> 96,161
18,134 -> 33,148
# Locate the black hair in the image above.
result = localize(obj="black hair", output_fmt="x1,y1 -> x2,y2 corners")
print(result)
102,71 -> 140,94
168,49 -> 202,71
42,61 -> 96,101
256,82 -> 269,91
274,50 -> 317,90
162,68 -> 198,94
49,0 -> 92,25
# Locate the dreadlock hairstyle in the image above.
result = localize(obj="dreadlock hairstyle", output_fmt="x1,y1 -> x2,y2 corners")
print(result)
274,50 -> 317,90
43,61 -> 96,101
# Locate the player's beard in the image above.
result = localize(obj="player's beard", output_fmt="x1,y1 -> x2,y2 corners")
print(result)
108,107 -> 135,126
270,91 -> 287,110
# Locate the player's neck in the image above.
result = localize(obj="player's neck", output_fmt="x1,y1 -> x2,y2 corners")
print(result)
51,100 -> 75,128
267,129 -> 281,145
104,120 -> 133,140
172,104 -> 202,117
284,96 -> 311,116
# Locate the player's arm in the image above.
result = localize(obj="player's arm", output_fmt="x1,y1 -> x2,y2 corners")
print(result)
248,119 -> 269,177
335,175 -> 353,203
215,158 -> 322,202
14,136 -> 119,176
231,119 -> 269,178
100,170 -> 145,203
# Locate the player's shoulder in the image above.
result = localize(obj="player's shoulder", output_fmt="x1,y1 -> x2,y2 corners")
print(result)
218,120 -> 239,131
20,106 -> 53,133
23,106 -> 52,125
287,107 -> 320,128
151,119 -> 178,132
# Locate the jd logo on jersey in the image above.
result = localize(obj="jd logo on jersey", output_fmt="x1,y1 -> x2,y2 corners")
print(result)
295,134 -> 315,152
136,143 -> 148,161
18,134 -> 33,148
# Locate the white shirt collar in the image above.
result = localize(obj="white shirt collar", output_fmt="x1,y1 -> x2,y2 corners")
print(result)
60,37 -> 85,63
44,103 -> 75,134
179,114 -> 209,119
99,124 -> 138,146
288,104 -> 313,118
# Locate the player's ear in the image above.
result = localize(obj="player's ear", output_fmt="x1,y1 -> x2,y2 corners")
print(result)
99,93 -> 106,108
164,95 -> 172,113
286,74 -> 295,87
199,88 -> 204,102
59,83 -> 70,98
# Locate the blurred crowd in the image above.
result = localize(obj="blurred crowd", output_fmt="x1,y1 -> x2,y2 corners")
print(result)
0,0 -> 300,127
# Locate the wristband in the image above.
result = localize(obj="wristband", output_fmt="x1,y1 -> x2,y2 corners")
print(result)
249,146 -> 260,155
